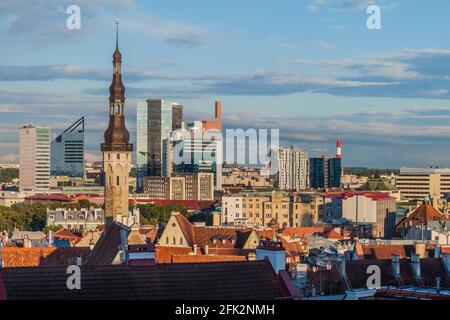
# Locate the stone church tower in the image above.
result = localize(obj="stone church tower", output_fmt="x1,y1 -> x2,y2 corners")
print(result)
101,18 -> 133,223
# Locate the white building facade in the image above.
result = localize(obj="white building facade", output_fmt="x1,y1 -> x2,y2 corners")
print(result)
274,146 -> 309,191
19,125 -> 51,192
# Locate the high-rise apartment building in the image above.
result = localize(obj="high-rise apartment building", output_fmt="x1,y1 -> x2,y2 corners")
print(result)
19,125 -> 51,192
51,117 -> 85,177
274,146 -> 309,191
136,99 -> 182,190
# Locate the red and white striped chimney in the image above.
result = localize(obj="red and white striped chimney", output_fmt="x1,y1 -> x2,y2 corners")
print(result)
336,139 -> 342,159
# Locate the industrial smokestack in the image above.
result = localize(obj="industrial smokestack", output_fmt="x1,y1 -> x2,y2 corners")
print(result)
215,101 -> 222,119
336,139 -> 342,159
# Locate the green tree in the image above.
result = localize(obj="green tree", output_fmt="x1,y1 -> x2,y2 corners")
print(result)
0,168 -> 19,183
77,199 -> 91,208
137,203 -> 191,225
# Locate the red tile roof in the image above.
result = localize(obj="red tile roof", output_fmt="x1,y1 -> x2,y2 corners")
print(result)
360,244 -> 407,260
172,254 -> 247,263
156,246 -> 194,263
397,204 -> 448,229
325,191 -> 393,201
282,227 -> 327,239
54,229 -> 81,240
326,229 -> 344,240
175,214 -> 195,246
0,247 -> 90,268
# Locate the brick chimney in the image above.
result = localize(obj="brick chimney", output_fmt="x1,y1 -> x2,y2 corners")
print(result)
336,256 -> 346,278
442,254 -> 450,276
391,254 -> 401,278
411,253 -> 421,280
215,101 -> 222,119
435,245 -> 441,258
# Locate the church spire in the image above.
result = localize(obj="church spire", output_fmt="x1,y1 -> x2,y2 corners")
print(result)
102,17 -> 131,151
115,14 -> 120,52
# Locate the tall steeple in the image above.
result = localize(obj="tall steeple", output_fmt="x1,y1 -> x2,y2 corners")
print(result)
101,18 -> 133,223
102,16 -> 131,151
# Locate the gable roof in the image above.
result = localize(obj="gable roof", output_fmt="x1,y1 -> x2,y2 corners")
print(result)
84,222 -> 129,266
166,213 -> 260,249
174,213 -> 195,246
397,204 -> 448,229
0,260 -> 292,300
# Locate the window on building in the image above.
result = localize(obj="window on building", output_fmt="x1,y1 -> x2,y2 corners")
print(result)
116,176 -> 120,185
117,154 -> 120,160
173,237 -> 176,245
180,237 -> 183,245
165,237 -> 169,244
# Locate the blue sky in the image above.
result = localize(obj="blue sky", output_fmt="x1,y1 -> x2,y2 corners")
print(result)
1,0 -> 450,168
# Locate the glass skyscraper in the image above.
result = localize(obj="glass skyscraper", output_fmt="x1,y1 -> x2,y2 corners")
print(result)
309,156 -> 341,188
51,117 -> 85,177
173,121 -> 223,190
136,99 -> 182,191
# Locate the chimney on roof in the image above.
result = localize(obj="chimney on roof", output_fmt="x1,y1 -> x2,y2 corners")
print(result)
410,253 -> 421,280
442,254 -> 450,276
434,245 -> 441,258
205,245 -> 209,255
255,241 -> 286,274
193,244 -> 198,255
415,242 -> 426,258
335,256 -> 346,278
23,236 -> 31,248
436,276 -> 441,293
391,254 -> 400,278
48,230 -> 54,247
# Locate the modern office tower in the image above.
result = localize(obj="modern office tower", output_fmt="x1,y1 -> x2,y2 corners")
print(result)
19,124 -> 51,192
396,167 -> 450,201
172,103 -> 183,131
328,157 -> 342,188
309,156 -> 342,188
136,99 -> 182,190
50,117 -> 85,177
136,101 -> 148,190
101,18 -> 133,222
173,121 -> 223,191
309,157 -> 327,189
274,146 -> 309,191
